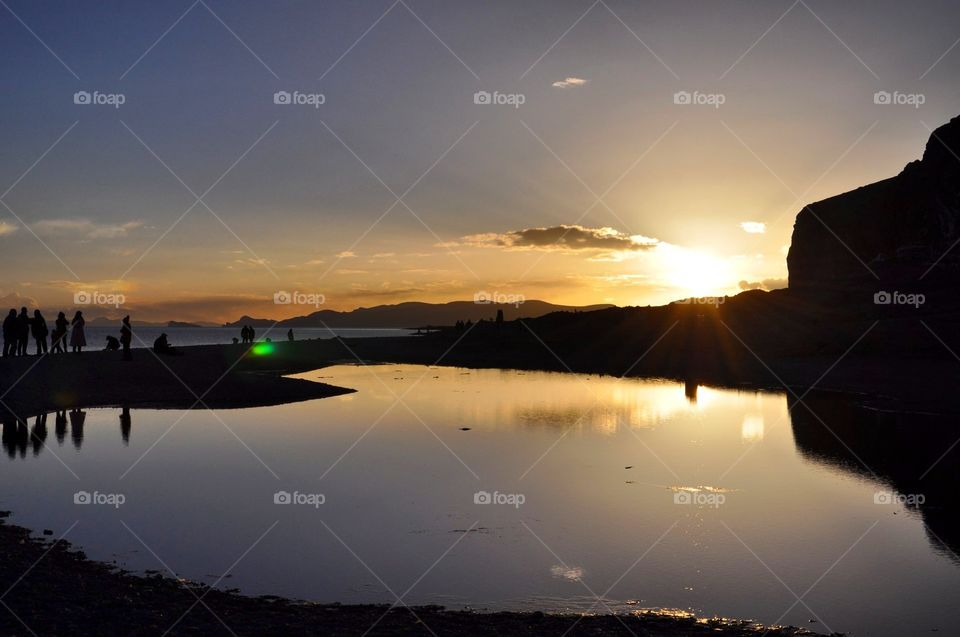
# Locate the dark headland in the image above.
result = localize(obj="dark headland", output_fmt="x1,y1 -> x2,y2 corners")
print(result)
7,115 -> 960,636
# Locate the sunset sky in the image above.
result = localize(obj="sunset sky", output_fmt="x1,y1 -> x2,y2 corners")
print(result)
2,0 -> 959,322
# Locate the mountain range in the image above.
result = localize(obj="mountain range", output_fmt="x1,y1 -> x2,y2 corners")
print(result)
223,300 -> 614,329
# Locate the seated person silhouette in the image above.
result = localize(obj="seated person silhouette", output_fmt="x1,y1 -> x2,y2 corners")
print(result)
152,333 -> 180,356
104,335 -> 120,351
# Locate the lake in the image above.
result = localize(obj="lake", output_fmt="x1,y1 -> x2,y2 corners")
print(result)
79,326 -> 414,348
1,364 -> 957,636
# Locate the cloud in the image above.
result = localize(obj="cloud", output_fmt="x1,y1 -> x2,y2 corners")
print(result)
33,218 -> 143,240
739,221 -> 766,234
552,77 -> 588,89
0,291 -> 38,309
460,225 -> 658,254
0,221 -> 18,237
738,278 -> 787,291
335,250 -> 357,258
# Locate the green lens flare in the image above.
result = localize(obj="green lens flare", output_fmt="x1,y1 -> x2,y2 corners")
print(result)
251,342 -> 275,356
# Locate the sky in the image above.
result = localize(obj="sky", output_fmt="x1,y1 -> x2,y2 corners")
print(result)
1,0 -> 959,322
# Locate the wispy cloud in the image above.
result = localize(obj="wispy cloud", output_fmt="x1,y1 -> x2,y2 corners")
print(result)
335,250 -> 357,258
552,77 -> 588,89
0,221 -> 18,237
33,218 -> 143,240
739,221 -> 766,234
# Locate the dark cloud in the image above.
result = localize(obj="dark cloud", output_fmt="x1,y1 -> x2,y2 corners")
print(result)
462,225 -> 658,252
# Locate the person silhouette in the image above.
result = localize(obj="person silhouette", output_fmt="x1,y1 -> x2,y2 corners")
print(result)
240,325 -> 249,344
153,333 -> 178,355
31,310 -> 48,355
16,307 -> 29,356
232,337 -> 239,345
51,312 -> 69,354
287,328 -> 294,342
248,325 -> 256,343
2,309 -> 17,357
120,315 -> 132,361
70,311 -> 86,353
104,336 -> 120,351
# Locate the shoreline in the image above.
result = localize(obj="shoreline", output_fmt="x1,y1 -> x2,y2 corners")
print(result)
0,512 -> 827,636
3,332 -> 957,416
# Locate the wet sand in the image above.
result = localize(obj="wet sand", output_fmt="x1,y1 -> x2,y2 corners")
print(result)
0,340 -> 357,414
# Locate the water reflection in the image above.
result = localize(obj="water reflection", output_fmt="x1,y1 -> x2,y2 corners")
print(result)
2,407 -> 132,457
0,366 -> 957,636
119,407 -> 131,445
740,414 -> 764,442
69,409 -> 86,449
789,394 -> 960,562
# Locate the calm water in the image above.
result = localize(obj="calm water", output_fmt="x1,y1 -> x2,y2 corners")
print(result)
80,326 -> 413,348
2,365 -> 958,636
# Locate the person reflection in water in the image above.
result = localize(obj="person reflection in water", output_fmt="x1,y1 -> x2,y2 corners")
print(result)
31,413 -> 47,456
69,408 -> 85,450
55,410 -> 67,445
119,407 -> 131,445
2,414 -> 28,459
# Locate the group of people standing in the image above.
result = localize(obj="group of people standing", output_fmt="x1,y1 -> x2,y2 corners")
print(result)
2,308 -> 87,356
239,325 -> 256,343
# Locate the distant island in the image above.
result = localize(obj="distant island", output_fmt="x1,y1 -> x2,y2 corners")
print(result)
84,317 -> 219,328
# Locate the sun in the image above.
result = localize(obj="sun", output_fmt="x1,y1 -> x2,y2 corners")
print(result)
659,246 -> 733,297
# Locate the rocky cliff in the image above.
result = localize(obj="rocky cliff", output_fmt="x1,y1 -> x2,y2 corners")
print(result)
787,115 -> 960,296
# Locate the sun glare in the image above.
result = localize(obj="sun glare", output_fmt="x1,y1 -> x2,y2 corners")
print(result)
660,246 -> 733,297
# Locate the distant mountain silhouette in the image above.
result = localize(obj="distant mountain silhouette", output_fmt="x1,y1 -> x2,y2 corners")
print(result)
789,114 -> 960,296
224,300 -> 614,329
